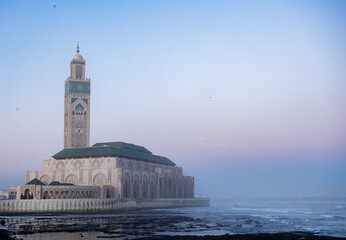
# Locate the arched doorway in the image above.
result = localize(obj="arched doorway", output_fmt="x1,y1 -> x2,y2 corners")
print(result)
24,189 -> 30,199
43,191 -> 49,199
189,179 -> 194,198
159,178 -> 163,198
150,176 -> 156,199
142,175 -> 148,199
178,179 -> 183,198
172,179 -> 177,198
133,175 -> 139,199
123,174 -> 130,198
183,179 -> 188,198
168,178 -> 172,198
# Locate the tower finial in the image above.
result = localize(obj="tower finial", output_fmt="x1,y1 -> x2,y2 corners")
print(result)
76,42 -> 80,54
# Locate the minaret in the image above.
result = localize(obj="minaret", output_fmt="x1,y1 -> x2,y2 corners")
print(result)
64,43 -> 91,148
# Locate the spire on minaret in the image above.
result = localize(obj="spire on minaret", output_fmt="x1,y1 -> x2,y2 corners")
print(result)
64,44 -> 90,149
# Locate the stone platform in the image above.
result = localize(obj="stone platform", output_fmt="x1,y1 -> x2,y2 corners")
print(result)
0,198 -> 209,214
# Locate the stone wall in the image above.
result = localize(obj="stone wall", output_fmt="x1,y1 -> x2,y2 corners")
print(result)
26,156 -> 194,199
0,198 -> 209,213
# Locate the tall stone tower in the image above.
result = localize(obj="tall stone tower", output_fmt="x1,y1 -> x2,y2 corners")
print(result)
64,43 -> 90,149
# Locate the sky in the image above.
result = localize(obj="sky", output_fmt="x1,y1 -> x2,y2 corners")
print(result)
0,0 -> 345,198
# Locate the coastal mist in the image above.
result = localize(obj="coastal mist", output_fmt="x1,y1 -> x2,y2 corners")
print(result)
1,1 -> 346,240
1,198 -> 345,239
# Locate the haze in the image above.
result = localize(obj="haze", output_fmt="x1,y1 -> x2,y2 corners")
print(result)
0,0 -> 345,198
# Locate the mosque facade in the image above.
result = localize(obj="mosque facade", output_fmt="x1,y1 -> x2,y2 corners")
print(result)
9,46 -> 194,200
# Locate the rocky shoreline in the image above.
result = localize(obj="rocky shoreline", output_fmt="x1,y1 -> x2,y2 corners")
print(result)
1,208 -> 345,240
1,229 -> 346,240
136,233 -> 346,240
0,229 -> 14,240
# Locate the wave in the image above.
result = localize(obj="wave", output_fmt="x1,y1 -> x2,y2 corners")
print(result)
231,207 -> 289,214
320,214 -> 333,218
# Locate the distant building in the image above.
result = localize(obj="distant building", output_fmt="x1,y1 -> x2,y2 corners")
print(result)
0,190 -> 9,200
10,45 -> 194,200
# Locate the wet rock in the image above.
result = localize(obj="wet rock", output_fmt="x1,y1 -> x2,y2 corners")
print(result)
134,233 -> 346,240
0,229 -> 15,240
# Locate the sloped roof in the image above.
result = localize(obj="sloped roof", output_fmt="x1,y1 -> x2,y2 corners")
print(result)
26,178 -> 45,186
53,142 -> 175,166
49,181 -> 74,186
92,142 -> 152,154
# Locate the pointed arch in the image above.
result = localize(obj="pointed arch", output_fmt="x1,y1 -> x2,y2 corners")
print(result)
56,161 -> 65,170
133,174 -> 139,199
40,175 -> 51,185
142,175 -> 148,199
66,174 -> 78,185
183,178 -> 188,198
93,173 -> 107,186
150,175 -> 156,199
122,173 -> 130,198
189,179 -> 194,198
178,178 -> 183,198
73,160 -> 83,170
75,103 -> 84,111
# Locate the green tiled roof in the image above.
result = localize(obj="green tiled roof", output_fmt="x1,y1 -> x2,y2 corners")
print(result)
26,178 -> 45,186
49,181 -> 74,186
92,142 -> 152,154
53,142 -> 175,166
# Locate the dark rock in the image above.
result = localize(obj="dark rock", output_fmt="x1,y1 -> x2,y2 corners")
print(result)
0,229 -> 15,240
133,233 -> 346,240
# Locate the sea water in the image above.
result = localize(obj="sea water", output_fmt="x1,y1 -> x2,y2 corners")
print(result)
2,198 -> 346,239
164,198 -> 346,238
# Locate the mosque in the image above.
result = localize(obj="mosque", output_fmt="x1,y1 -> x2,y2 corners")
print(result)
9,45 -> 194,200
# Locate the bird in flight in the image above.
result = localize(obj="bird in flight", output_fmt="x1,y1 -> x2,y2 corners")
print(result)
54,5 -> 56,8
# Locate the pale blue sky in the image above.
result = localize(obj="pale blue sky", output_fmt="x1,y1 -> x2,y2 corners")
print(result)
0,0 -> 345,197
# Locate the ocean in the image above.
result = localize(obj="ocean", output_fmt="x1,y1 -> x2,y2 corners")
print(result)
1,198 -> 346,239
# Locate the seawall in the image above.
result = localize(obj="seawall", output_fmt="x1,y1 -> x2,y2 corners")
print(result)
0,198 -> 209,214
